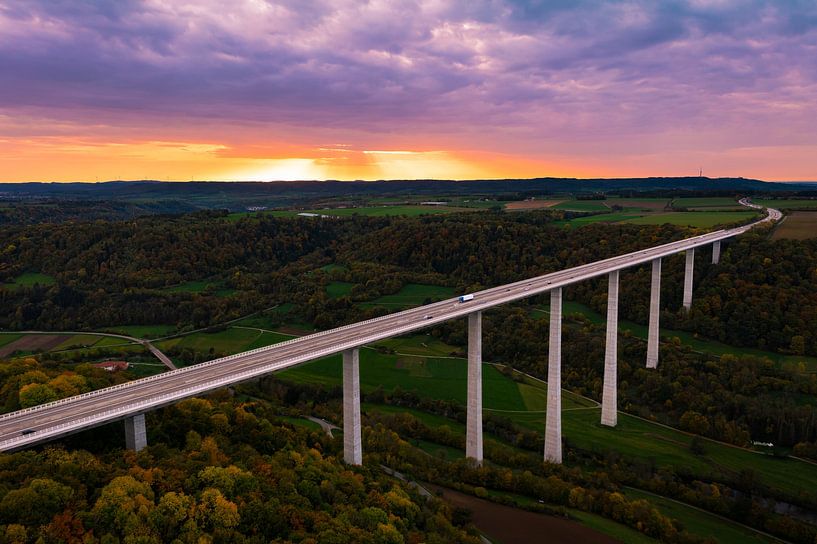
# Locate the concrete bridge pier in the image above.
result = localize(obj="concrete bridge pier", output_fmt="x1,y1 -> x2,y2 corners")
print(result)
712,240 -> 721,264
544,288 -> 563,464
124,413 -> 147,451
343,348 -> 362,465
466,311 -> 483,464
646,258 -> 662,369
601,270 -> 619,427
683,248 -> 695,311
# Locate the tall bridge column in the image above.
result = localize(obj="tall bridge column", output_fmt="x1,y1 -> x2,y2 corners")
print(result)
682,248 -> 695,311
466,311 -> 483,464
601,270 -> 619,427
544,288 -> 563,464
646,258 -> 662,369
712,240 -> 721,264
124,414 -> 147,452
343,348 -> 362,465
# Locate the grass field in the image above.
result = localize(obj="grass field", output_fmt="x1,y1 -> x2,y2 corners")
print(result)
326,281 -> 355,298
519,406 -> 815,499
755,199 -> 817,210
281,350 -> 537,411
552,200 -> 611,212
479,488 -> 658,544
505,199 -> 563,210
623,211 -> 756,228
771,212 -> 817,240
309,205 -> 475,217
0,334 -> 150,363
605,198 -> 671,210
156,327 -> 262,355
533,300 -> 817,372
231,314 -> 288,331
1,272 -> 56,290
243,330 -> 293,350
0,334 -> 23,348
672,197 -> 741,208
375,334 -> 459,357
556,212 -> 642,227
101,325 -> 177,338
95,336 -> 136,347
154,327 -> 292,360
534,301 -> 817,371
229,205 -> 474,220
53,334 -> 103,351
623,488 -> 773,544
274,415 -> 323,432
361,283 -> 455,309
275,341 -> 817,501
163,281 -> 235,297
553,206 -> 756,229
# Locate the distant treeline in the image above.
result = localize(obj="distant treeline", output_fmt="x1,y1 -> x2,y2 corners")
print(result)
0,176 -> 814,215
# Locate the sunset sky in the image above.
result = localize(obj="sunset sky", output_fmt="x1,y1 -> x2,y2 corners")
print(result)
1,0 -> 816,182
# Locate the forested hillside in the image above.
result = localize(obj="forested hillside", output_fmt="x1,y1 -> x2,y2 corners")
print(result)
1,207 -> 817,543
1,210 -> 815,353
0,394 -> 479,543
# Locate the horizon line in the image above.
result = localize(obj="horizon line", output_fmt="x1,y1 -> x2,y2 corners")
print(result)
3,176 -> 815,185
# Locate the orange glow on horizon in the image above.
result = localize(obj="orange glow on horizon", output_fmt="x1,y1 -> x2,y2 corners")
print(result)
0,136 -> 603,182
1,134 -> 816,183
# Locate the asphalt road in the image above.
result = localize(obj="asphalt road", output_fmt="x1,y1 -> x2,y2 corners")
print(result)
0,204 -> 778,451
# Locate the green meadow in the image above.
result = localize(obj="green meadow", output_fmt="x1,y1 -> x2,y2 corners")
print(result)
270,337 -> 817,500
552,200 -> 610,212
101,325 -> 177,338
228,205 -> 474,220
1,272 -> 56,290
163,281 -> 235,297
326,281 -> 355,298
755,198 -> 817,209
624,211 -> 757,228
555,212 -> 641,227
534,300 -> 817,372
672,197 -> 741,208
0,334 -> 23,348
623,488 -> 773,544
361,283 -> 456,309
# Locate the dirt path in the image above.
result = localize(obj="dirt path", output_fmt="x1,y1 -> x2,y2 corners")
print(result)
426,485 -> 620,544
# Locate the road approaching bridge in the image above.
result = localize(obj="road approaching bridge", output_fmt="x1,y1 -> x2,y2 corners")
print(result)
0,202 -> 779,465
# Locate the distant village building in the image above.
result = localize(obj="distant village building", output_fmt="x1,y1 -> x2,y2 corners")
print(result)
420,201 -> 448,205
94,361 -> 129,372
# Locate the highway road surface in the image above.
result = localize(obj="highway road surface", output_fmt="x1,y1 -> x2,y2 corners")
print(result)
0,203 -> 779,451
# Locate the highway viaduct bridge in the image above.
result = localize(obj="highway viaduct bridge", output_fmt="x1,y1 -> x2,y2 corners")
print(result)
0,200 -> 780,465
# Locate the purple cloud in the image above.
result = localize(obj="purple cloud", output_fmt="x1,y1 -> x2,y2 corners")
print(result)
1,0 -> 816,172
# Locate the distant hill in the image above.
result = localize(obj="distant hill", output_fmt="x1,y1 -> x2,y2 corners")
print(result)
1,177 -> 814,213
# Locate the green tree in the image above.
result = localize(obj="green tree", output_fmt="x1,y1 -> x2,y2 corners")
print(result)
0,478 -> 73,526
91,475 -> 155,538
196,488 -> 239,531
18,382 -> 58,407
